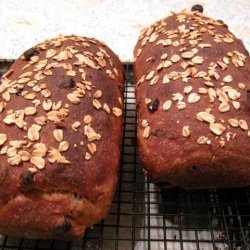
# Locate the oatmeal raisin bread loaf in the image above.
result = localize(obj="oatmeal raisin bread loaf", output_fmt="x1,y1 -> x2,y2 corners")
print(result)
0,35 -> 124,239
134,10 -> 250,189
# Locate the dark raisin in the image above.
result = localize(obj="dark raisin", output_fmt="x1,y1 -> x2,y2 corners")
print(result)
151,128 -> 166,137
217,20 -> 228,28
56,164 -> 65,173
57,77 -> 75,89
15,88 -> 23,96
23,47 -> 38,61
20,171 -> 34,188
147,98 -> 159,112
192,165 -> 197,170
57,220 -> 72,233
191,4 -> 203,13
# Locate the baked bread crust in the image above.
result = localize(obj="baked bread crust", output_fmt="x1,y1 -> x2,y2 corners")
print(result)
134,10 -> 250,189
0,35 -> 124,239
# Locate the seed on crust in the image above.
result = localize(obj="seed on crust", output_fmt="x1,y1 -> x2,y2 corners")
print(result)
204,81 -> 214,87
163,74 -> 170,84
7,147 -> 17,157
232,101 -> 240,110
93,99 -> 102,110
182,126 -> 190,137
238,83 -> 245,89
197,136 -> 210,145
71,121 -> 81,131
85,152 -> 91,160
84,115 -> 92,124
217,89 -> 229,103
223,37 -> 234,43
239,120 -> 248,131
24,107 -> 37,116
142,119 -> 148,128
192,56 -> 204,64
172,93 -> 183,102
181,51 -> 194,59
17,78 -> 30,84
18,150 -> 31,161
94,90 -> 102,98
171,54 -> 181,63
113,107 -> 122,117
209,123 -> 226,135
146,71 -> 155,80
161,53 -> 168,60
228,89 -> 239,100
228,119 -> 239,128
24,92 -> 36,100
84,125 -> 101,142
2,92 -> 10,102
223,75 -> 233,83
53,129 -> 63,142
219,102 -> 230,113
177,101 -> 186,110
199,43 -> 212,48
27,124 -> 41,141
0,102 -> 5,113
188,93 -> 200,104
150,75 -> 159,85
143,126 -> 150,139
66,70 -> 76,77
183,86 -> 193,94
87,143 -> 97,155
103,103 -> 111,114
32,143 -> 47,157
42,99 -> 53,111
35,116 -> 47,126
10,140 -> 26,149
46,49 -> 56,58
30,156 -> 45,169
198,88 -> 208,94
0,134 -> 7,146
59,141 -> 69,152
67,93 -> 80,104
8,155 -> 22,166
196,112 -> 215,124
162,100 -> 172,111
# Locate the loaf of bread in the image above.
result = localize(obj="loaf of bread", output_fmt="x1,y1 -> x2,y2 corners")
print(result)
0,35 -> 124,239
134,10 -> 250,189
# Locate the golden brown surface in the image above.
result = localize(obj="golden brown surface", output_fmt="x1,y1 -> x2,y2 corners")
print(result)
134,10 -> 250,189
0,35 -> 124,239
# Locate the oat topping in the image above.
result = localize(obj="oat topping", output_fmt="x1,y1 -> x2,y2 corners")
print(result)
209,123 -> 226,136
0,134 -> 7,146
182,126 -> 191,137
143,126 -> 150,139
112,107 -> 123,117
239,120 -> 248,131
162,100 -> 172,111
0,36 -> 123,170
138,10 -> 248,147
27,124 -> 41,141
53,129 -> 63,142
228,119 -> 239,128
188,93 -> 200,104
197,136 -> 211,145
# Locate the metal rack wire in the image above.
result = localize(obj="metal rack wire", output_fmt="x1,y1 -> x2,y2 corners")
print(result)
0,61 -> 249,250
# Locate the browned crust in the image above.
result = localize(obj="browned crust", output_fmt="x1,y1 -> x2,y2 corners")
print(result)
0,35 -> 124,239
134,11 -> 250,189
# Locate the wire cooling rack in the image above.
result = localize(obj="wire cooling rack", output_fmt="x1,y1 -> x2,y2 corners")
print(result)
0,61 -> 250,250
